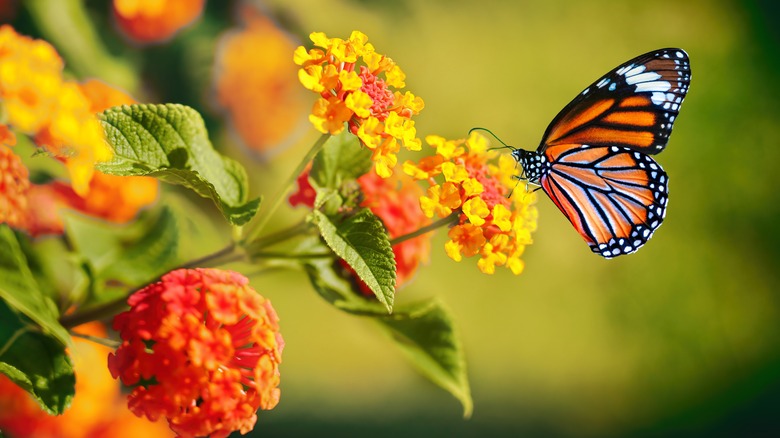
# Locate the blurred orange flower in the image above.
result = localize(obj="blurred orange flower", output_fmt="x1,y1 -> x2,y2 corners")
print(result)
0,129 -> 30,230
0,322 -> 172,438
112,0 -> 205,43
213,8 -> 308,157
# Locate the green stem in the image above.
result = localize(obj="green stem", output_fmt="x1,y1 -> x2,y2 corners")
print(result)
242,133 -> 330,244
390,212 -> 460,246
59,243 -> 241,329
246,220 -> 310,252
251,251 -> 332,260
70,331 -> 121,349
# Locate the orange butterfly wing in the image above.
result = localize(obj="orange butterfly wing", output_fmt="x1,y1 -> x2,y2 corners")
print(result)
534,48 -> 690,257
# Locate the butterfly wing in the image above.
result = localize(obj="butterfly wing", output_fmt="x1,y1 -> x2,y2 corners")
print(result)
539,48 -> 690,157
539,145 -> 668,258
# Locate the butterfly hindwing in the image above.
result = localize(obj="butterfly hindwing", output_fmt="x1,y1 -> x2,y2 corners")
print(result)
539,145 -> 668,258
539,48 -> 690,157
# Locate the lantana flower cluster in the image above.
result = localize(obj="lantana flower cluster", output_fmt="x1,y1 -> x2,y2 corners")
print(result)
0,26 -> 158,235
108,269 -> 283,438
294,31 -> 424,177
404,132 -> 539,275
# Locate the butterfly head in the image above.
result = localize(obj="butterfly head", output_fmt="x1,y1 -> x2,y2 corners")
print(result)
512,149 -> 547,185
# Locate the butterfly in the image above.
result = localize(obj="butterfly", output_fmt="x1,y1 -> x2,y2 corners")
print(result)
495,48 -> 691,258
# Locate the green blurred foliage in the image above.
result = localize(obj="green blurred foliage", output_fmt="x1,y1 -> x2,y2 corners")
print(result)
8,0 -> 780,436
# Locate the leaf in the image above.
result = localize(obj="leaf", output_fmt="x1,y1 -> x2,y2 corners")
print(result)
0,300 -> 75,415
311,209 -> 396,312
303,258 -> 472,416
63,207 -> 180,305
310,131 -> 372,190
377,298 -> 473,417
97,103 -> 260,225
98,207 -> 180,286
0,226 -> 70,346
303,257 -> 390,316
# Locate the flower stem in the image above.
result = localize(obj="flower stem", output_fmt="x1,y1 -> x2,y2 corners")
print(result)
70,331 -> 121,349
59,243 -> 242,329
390,212 -> 460,246
242,133 -> 330,245
245,220 -> 310,252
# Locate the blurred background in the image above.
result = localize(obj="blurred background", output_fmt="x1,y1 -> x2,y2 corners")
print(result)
3,0 -> 780,436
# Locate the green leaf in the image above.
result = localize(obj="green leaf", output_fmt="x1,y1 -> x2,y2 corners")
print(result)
97,103 -> 260,225
377,298 -> 473,417
63,207 -> 180,304
303,257 -> 390,316
303,258 -> 472,416
98,207 -> 180,286
0,300 -> 75,415
0,226 -> 70,346
311,209 -> 396,312
310,131 -> 372,190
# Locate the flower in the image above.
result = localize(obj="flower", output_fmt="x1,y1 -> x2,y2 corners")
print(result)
0,129 -> 30,230
108,269 -> 284,438
288,164 -> 316,208
112,0 -> 205,43
294,31 -> 424,178
214,7 -> 308,157
404,132 -> 539,275
0,322 -> 172,438
0,25 -> 113,196
11,79 -> 158,236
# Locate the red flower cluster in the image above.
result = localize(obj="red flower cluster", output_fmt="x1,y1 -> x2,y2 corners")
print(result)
108,269 -> 283,438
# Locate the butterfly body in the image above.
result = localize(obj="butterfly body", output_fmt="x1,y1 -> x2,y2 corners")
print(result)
511,48 -> 690,258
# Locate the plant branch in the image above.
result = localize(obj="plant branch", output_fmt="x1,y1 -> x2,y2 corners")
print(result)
242,133 -> 330,244
390,212 -> 460,246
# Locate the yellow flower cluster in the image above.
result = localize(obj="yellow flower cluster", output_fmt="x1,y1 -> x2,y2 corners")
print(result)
294,31 -> 424,177
404,132 -> 538,275
0,25 -> 112,196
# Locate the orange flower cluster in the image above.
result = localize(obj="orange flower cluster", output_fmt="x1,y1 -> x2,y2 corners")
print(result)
108,269 -> 284,438
294,31 -> 424,177
0,129 -> 29,229
214,9 -> 308,157
404,132 -> 538,275
0,25 -> 112,196
0,323 -> 172,438
112,0 -> 205,43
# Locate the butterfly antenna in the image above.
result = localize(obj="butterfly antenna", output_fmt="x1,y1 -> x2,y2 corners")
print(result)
469,127 -> 516,151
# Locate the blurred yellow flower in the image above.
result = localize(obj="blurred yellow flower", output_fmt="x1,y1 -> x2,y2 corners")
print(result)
294,30 -> 424,177
0,25 -> 113,196
406,132 -> 539,275
213,8 -> 309,157
112,0 -> 205,43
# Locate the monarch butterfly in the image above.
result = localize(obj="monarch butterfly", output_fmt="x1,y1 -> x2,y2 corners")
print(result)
489,48 -> 691,258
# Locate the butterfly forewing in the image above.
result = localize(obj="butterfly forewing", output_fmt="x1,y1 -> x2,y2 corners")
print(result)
539,48 -> 690,156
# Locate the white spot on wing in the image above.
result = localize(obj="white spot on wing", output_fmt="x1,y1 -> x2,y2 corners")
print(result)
624,65 -> 647,77
636,81 -> 672,93
626,71 -> 662,85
